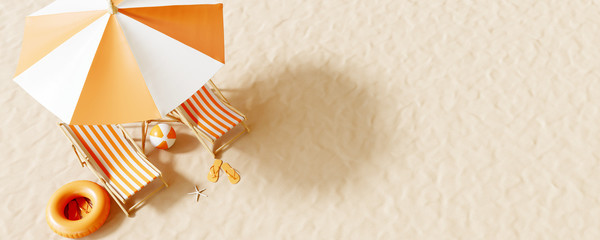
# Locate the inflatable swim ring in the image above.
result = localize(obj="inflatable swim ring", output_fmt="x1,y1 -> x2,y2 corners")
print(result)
46,180 -> 110,238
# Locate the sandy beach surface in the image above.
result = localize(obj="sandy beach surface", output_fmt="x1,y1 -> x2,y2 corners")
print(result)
2,0 -> 600,239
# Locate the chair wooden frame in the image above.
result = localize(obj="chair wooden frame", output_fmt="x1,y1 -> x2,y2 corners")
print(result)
141,80 -> 250,158
58,123 -> 168,217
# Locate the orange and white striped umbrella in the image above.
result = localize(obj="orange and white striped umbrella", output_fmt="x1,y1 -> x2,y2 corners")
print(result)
13,0 -> 225,124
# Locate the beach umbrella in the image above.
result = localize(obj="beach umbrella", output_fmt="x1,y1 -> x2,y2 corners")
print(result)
13,0 -> 225,124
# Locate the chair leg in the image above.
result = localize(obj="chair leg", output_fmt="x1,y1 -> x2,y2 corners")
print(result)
127,176 -> 168,214
116,200 -> 130,217
141,121 -> 148,152
192,129 -> 217,159
214,121 -> 250,155
128,184 -> 166,214
214,130 -> 246,155
196,135 -> 216,159
101,181 -> 130,217
159,175 -> 169,188
241,121 -> 250,133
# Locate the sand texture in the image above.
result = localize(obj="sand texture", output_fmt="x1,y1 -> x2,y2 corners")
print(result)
2,0 -> 600,239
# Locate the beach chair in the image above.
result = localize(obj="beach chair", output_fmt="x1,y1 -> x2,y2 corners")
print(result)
142,80 -> 249,158
58,123 -> 168,217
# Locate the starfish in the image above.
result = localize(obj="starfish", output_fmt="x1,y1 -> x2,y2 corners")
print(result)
187,185 -> 207,202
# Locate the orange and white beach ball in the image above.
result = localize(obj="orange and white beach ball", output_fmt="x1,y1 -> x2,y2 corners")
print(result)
149,123 -> 176,150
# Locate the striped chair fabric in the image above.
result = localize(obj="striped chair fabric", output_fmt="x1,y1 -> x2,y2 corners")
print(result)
179,85 -> 244,140
69,125 -> 160,200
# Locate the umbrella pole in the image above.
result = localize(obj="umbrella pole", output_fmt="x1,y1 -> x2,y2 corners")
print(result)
106,0 -> 117,14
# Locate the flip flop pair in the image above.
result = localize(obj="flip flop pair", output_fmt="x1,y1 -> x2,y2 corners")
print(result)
207,159 -> 240,184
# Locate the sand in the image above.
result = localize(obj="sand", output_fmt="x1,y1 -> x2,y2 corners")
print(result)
2,0 -> 600,239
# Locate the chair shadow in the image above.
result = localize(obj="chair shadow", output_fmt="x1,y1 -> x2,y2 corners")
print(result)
225,63 -> 391,194
164,133 -> 199,154
137,152 -> 195,215
88,198 -> 126,237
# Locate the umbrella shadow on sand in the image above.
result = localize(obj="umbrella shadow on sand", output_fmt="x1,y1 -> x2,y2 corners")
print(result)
226,63 -> 391,195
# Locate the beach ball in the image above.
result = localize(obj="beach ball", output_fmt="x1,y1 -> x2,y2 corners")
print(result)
149,123 -> 176,149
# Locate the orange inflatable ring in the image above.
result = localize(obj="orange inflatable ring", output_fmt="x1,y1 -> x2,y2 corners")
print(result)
46,180 -> 110,238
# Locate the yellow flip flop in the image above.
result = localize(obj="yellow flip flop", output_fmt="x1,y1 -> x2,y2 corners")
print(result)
221,163 -> 240,184
207,159 -> 223,183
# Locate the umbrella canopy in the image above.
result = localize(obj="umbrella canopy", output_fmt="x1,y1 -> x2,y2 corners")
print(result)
13,0 -> 225,124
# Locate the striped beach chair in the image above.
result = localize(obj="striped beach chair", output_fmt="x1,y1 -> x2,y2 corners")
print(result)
142,80 -> 249,158
58,123 -> 168,217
